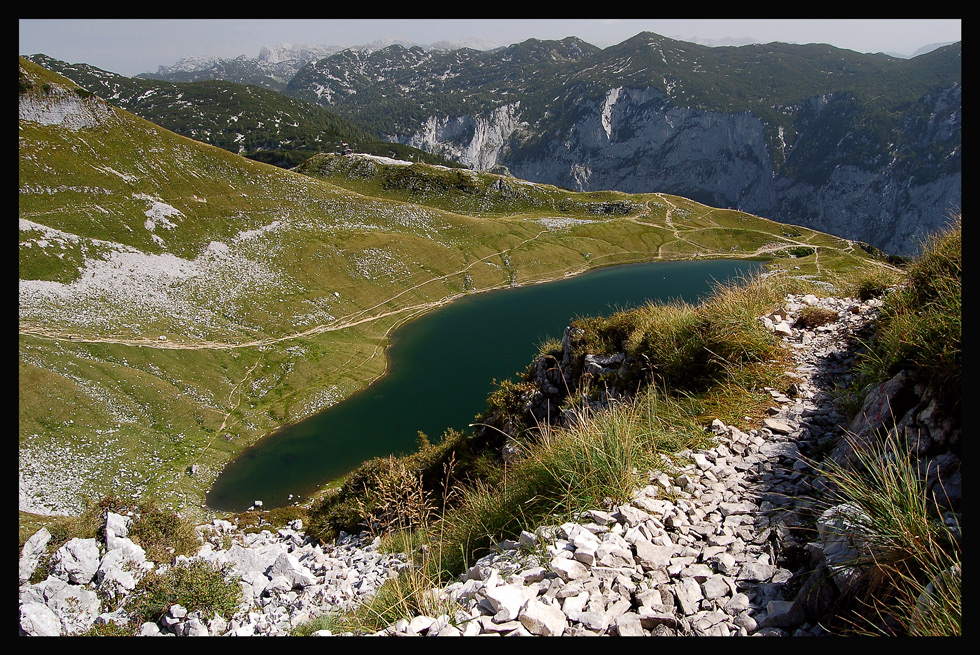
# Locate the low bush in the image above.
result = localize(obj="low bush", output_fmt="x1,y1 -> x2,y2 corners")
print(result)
794,306 -> 839,329
789,246 -> 815,257
306,427 -> 496,542
81,621 -> 138,636
128,501 -> 200,564
125,559 -> 242,625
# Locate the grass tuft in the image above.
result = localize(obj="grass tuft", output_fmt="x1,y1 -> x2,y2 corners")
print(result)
814,429 -> 961,635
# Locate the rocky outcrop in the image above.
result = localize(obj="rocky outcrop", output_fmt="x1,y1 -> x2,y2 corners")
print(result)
831,369 -> 961,514
18,83 -> 116,130
19,519 -> 152,636
402,102 -> 525,171
19,512 -> 408,636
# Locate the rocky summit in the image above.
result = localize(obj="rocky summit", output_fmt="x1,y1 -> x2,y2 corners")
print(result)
18,290 -> 959,636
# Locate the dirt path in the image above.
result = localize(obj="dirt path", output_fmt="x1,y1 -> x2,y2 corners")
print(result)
18,228 -> 557,351
171,358 -> 261,507
19,207 -> 900,351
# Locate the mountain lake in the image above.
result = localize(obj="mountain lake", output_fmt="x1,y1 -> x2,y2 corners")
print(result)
206,258 -> 763,511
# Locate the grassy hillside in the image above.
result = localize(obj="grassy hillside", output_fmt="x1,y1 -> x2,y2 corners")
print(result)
19,56 -> 891,523
24,53 -> 455,170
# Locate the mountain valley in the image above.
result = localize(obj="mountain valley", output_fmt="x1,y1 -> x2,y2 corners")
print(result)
19,55 -> 894,521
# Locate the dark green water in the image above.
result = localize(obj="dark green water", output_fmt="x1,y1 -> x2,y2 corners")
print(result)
206,258 -> 761,511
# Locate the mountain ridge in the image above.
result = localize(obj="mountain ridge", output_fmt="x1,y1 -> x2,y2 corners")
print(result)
24,53 -> 457,170
27,32 -> 961,255
282,34 -> 961,256
137,37 -> 511,90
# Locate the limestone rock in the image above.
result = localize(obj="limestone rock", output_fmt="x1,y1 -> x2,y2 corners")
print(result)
519,597 -> 567,636
51,538 -> 100,585
20,601 -> 62,636
19,527 -> 51,585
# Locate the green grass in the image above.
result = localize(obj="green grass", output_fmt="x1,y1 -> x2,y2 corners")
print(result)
853,216 -> 961,408
815,430 -> 961,636
290,613 -> 344,636
21,209 -> 955,638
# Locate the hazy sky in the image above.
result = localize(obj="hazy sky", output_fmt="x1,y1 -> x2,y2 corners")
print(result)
20,18 -> 962,78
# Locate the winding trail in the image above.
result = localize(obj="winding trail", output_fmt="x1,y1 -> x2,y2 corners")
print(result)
213,360 -> 261,438
19,203 -> 900,353
170,358 -> 261,507
18,228 -> 557,352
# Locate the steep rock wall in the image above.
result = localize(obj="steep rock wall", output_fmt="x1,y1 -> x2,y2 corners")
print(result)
397,85 -> 960,256
510,87 -> 775,210
400,102 -> 525,172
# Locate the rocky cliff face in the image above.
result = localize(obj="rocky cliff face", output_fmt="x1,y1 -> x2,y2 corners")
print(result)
505,87 -> 775,208
394,83 -> 959,256
401,102 -> 525,172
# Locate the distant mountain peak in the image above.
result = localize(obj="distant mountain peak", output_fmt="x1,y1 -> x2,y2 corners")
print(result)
257,43 -> 340,64
146,37 -> 506,79
672,35 -> 760,48
152,55 -> 222,75
910,41 -> 958,57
